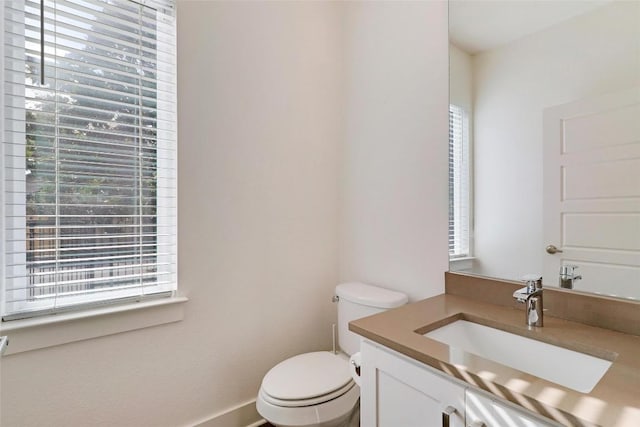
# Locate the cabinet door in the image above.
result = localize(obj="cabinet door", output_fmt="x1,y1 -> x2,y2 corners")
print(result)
361,341 -> 465,427
466,389 -> 561,427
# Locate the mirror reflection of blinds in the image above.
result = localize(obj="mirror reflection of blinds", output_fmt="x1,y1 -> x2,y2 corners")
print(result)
2,0 -> 177,320
448,105 -> 470,258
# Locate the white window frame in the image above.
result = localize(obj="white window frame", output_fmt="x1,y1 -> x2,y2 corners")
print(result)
448,104 -> 473,260
1,0 -> 179,323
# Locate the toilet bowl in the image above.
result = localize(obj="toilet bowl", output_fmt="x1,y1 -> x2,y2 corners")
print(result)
256,283 -> 408,427
257,352 -> 359,427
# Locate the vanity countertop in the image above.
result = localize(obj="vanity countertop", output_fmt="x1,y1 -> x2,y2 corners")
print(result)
349,293 -> 640,427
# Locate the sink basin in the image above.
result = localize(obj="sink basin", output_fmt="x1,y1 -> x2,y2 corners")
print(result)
424,320 -> 612,393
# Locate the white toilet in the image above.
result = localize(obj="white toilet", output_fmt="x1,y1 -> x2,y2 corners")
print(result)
256,282 -> 408,427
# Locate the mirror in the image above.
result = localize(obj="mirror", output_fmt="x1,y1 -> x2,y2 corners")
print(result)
448,0 -> 640,300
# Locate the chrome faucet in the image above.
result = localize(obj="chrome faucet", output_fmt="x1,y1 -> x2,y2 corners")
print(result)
513,275 -> 543,327
559,265 -> 582,289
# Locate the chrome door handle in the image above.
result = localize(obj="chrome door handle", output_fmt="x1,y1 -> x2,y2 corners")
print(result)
442,406 -> 456,427
0,336 -> 8,356
545,245 -> 563,254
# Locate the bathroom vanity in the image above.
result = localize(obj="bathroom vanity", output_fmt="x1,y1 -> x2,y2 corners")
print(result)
349,277 -> 640,427
360,340 -> 560,426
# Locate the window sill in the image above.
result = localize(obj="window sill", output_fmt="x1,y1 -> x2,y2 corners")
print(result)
0,296 -> 188,355
449,257 -> 476,271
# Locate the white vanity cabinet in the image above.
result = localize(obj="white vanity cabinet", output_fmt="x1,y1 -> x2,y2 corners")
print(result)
360,340 -> 465,427
360,340 -> 560,427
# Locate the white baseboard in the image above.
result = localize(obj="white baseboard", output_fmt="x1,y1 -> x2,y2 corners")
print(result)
192,399 -> 264,427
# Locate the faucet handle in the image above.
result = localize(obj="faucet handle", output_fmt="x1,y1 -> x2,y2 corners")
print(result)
560,265 -> 579,277
513,286 -> 531,302
521,274 -> 542,291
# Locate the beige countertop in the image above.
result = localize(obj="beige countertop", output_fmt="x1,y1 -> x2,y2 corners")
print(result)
349,294 -> 640,427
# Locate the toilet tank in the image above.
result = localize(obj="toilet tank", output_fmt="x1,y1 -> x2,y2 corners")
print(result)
335,282 -> 408,356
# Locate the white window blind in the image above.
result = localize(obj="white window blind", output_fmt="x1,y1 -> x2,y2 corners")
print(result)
2,0 -> 177,320
448,104 -> 471,258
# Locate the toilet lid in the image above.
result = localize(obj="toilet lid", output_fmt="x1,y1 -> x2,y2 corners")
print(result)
262,351 -> 352,401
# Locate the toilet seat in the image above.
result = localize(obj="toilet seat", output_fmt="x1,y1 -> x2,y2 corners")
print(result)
257,351 -> 359,426
260,351 -> 354,406
257,379 -> 359,427
260,380 -> 355,407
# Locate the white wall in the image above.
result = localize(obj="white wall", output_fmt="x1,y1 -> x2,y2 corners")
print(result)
471,1 -> 640,280
339,1 -> 449,302
2,1 -> 343,426
0,1 -> 450,425
449,44 -> 473,112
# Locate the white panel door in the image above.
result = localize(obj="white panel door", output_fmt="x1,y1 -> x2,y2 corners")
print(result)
543,88 -> 640,299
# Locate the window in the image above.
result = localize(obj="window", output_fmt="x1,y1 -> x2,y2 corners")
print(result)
2,0 -> 177,320
448,104 -> 471,259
